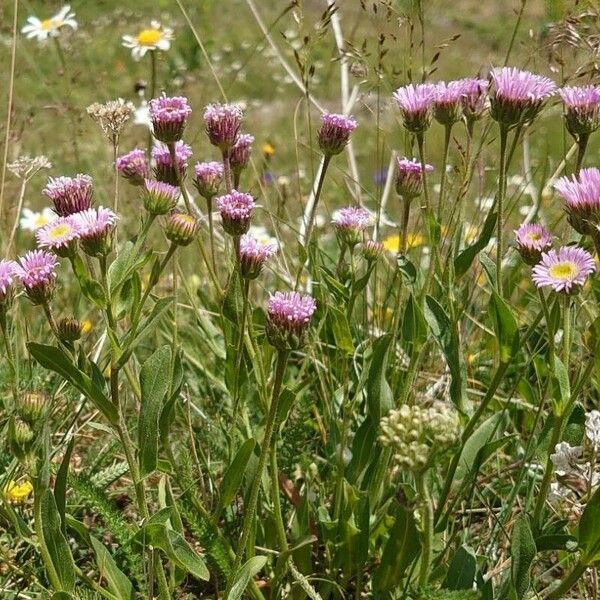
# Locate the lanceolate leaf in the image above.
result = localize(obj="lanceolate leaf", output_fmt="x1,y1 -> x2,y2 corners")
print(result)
40,489 -> 76,592
27,343 -> 118,426
218,438 -> 256,511
90,536 -> 134,600
366,334 -> 394,422
228,556 -> 267,600
138,345 -> 172,477
511,513 -> 536,599
454,209 -> 497,278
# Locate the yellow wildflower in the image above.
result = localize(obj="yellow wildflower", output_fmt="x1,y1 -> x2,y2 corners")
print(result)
261,142 -> 275,157
81,319 -> 93,334
4,480 -> 33,504
381,233 -> 425,254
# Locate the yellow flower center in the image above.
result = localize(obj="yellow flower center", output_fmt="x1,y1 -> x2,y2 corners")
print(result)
81,320 -> 93,334
549,261 -> 578,280
137,29 -> 162,46
526,232 -> 541,241
41,19 -> 55,30
49,223 -> 72,239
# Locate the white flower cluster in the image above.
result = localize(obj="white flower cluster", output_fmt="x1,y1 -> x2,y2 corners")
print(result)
379,401 -> 460,473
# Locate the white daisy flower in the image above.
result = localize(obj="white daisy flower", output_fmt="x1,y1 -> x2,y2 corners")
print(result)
133,101 -> 152,130
248,225 -> 280,251
20,208 -> 57,232
21,5 -> 77,43
122,21 -> 173,61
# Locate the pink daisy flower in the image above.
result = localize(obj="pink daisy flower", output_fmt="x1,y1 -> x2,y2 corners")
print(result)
514,223 -> 552,265
148,94 -> 192,143
203,103 -> 244,153
239,232 -> 277,279
393,83 -> 437,133
71,207 -> 118,256
216,190 -> 255,236
318,113 -> 357,157
395,157 -> 434,199
194,161 -> 224,199
36,216 -> 82,257
43,174 -> 93,216
559,85 -> 600,137
266,291 -> 317,349
532,246 -> 595,294
116,148 -> 149,186
554,167 -> 600,235
15,250 -> 58,304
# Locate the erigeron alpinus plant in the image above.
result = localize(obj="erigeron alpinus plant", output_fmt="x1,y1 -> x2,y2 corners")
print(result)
6,6 -> 600,599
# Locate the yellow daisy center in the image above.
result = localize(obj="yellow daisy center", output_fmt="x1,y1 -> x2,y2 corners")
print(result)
41,19 -> 55,30
81,319 -> 93,334
34,215 -> 51,228
137,29 -> 162,46
4,480 -> 33,503
49,223 -> 72,239
549,261 -> 578,280
526,232 -> 542,241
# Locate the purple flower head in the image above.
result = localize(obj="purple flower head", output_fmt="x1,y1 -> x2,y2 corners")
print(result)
152,141 -> 192,185
318,113 -> 357,157
532,246 -> 595,294
203,103 -> 244,153
194,161 -> 224,199
554,168 -> 600,235
332,206 -> 372,247
514,223 -> 552,265
362,239 -> 384,262
230,134 -> 254,175
149,94 -> 192,143
434,81 -> 466,126
216,190 -> 255,236
490,67 -> 556,127
393,83 -> 437,133
36,216 -> 82,258
0,260 -> 18,306
559,85 -> 600,137
71,207 -> 118,256
142,179 -> 180,215
116,148 -> 149,186
395,157 -> 434,199
15,250 -> 58,305
266,291 -> 317,350
238,232 -> 277,280
165,212 -> 199,247
43,174 -> 94,216
458,78 -> 490,122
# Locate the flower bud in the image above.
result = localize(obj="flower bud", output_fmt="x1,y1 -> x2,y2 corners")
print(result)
165,212 -> 199,247
266,291 -> 317,351
57,317 -> 83,342
142,179 -> 180,215
18,391 -> 47,424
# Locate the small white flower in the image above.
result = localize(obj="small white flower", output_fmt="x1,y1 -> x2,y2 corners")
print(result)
586,410 -> 600,451
548,481 -> 570,504
21,5 -> 77,43
20,208 -> 57,232
550,442 -> 583,476
133,101 -> 152,130
122,21 -> 173,61
248,226 -> 280,251
475,195 -> 495,210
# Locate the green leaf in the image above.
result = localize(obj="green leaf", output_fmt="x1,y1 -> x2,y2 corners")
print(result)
40,489 -> 76,592
424,296 -> 468,412
401,293 -> 427,349
138,346 -> 172,477
90,536 -> 134,600
228,556 -> 267,600
552,356 -> 571,416
366,334 -> 394,422
397,254 -> 417,285
223,269 -> 244,324
511,513 -> 536,599
489,288 -> 520,364
51,594 -> 73,600
144,523 -> 210,581
579,486 -> 600,562
372,502 -> 421,590
454,412 -> 508,485
454,210 -> 497,278
118,297 -> 174,367
219,438 -> 256,511
28,343 -> 118,426
55,438 -> 74,535
71,255 -> 107,308
328,306 -> 354,354
443,545 -> 477,590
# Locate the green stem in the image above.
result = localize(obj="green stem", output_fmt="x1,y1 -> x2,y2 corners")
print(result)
496,125 -> 509,294
270,445 -> 289,553
232,278 -> 250,422
224,350 -> 289,597
295,155 -> 331,289
575,133 -> 589,175
547,560 -> 587,600
0,311 -> 19,406
532,296 -> 572,528
437,123 -> 452,221
416,471 -> 434,587
206,195 -> 217,275
147,51 -> 157,158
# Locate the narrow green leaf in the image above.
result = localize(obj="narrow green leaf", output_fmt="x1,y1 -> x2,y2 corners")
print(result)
27,343 -> 118,426
219,438 -> 256,510
55,438 -> 74,535
489,288 -> 520,363
228,556 -> 267,600
40,489 -> 76,592
511,513 -> 536,599
579,486 -> 600,562
144,523 -> 210,581
454,210 -> 497,278
328,306 -> 354,354
366,334 -> 394,422
138,346 -> 172,477
90,536 -> 134,600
